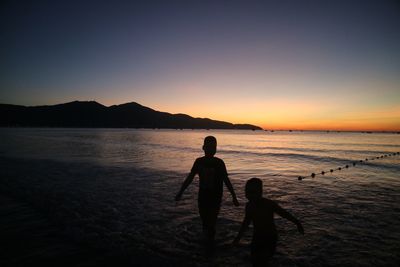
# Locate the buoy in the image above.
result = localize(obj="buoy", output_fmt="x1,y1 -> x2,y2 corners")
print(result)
297,153 -> 399,181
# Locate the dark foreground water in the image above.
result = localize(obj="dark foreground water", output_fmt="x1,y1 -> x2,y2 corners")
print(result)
0,128 -> 399,266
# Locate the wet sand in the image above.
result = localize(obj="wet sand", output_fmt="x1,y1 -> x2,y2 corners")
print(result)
0,194 -> 136,267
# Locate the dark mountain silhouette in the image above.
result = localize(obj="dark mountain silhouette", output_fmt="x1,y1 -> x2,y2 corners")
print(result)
0,101 -> 262,130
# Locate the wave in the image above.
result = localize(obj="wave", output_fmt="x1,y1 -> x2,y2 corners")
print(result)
219,149 -> 396,164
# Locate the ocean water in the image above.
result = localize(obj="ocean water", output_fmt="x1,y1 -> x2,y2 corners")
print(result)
0,128 -> 399,266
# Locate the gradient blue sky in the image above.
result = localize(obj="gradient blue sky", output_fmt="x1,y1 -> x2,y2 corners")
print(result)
1,0 -> 399,130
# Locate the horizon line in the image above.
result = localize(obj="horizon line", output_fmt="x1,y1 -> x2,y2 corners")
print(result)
1,99 -> 399,132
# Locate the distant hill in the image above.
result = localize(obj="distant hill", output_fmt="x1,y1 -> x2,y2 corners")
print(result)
0,101 -> 262,130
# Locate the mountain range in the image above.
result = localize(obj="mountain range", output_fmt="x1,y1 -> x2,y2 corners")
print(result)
0,101 -> 262,130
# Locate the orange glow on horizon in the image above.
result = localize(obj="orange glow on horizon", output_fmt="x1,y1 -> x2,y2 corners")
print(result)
103,90 -> 400,132
259,122 -> 400,132
256,105 -> 400,131
192,105 -> 398,132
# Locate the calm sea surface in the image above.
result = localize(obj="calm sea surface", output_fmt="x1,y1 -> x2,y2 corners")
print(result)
0,128 -> 399,266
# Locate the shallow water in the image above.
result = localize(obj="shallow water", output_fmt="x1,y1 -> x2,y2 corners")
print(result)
0,128 -> 399,266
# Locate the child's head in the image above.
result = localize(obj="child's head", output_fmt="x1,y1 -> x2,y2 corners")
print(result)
203,136 -> 217,157
245,178 -> 263,201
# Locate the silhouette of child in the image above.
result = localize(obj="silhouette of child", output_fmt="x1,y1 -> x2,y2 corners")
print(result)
175,136 -> 239,246
233,178 -> 304,267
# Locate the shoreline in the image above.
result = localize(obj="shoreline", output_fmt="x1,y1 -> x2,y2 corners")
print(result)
0,192 -> 183,267
1,126 -> 399,134
0,193 -> 133,267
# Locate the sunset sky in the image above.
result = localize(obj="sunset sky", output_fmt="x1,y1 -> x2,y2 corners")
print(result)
1,0 -> 399,131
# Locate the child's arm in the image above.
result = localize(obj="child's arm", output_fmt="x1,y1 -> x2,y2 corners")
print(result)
220,160 -> 239,206
274,203 -> 304,234
233,206 -> 251,244
175,159 -> 198,201
223,175 -> 240,206
175,172 -> 195,201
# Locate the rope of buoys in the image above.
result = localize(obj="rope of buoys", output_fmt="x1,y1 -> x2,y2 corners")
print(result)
298,152 -> 400,180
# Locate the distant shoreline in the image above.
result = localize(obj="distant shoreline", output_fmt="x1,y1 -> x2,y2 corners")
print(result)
0,101 -> 262,130
0,126 -> 399,134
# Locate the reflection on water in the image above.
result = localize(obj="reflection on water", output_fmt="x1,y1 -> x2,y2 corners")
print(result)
0,128 -> 399,266
1,128 -> 399,175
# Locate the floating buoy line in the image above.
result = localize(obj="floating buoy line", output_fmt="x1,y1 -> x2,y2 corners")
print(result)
298,152 -> 400,180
